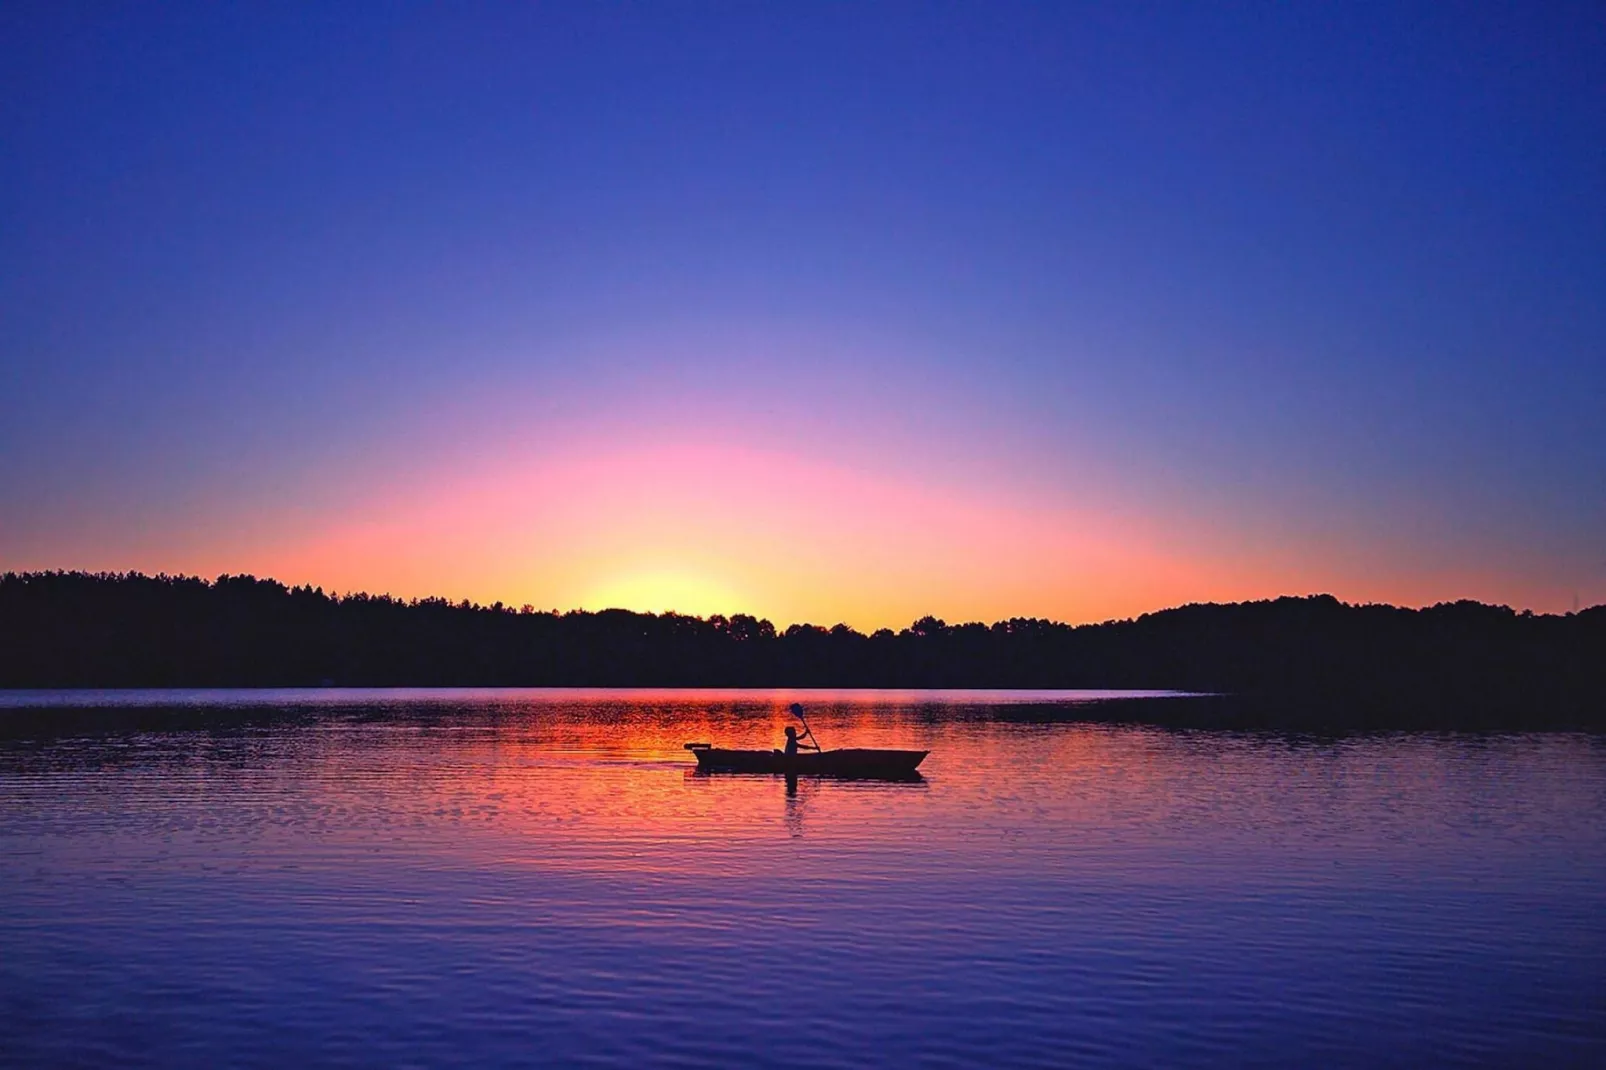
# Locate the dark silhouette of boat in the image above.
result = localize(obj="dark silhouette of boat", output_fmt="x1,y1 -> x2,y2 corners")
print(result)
683,742 -> 927,779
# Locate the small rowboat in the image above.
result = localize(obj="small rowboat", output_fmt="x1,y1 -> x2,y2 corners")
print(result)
684,743 -> 927,779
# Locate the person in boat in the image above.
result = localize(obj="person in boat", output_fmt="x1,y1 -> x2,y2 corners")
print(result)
783,724 -> 819,757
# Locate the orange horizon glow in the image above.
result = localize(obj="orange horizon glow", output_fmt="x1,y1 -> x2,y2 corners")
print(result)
1,431 -> 1580,630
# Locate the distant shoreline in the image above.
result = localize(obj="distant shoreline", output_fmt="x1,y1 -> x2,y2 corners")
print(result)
2,571 -> 1602,730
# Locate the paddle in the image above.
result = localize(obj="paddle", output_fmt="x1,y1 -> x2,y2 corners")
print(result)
789,703 -> 823,752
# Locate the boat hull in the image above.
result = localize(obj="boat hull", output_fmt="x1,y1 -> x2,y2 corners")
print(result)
687,746 -> 927,779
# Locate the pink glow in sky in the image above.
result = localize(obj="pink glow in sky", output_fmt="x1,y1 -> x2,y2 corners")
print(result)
5,7 -> 1602,622
16,430 -> 1545,631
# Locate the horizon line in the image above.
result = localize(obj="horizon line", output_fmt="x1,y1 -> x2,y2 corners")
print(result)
5,568 -> 1599,633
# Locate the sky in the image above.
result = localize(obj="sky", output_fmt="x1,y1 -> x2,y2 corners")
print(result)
2,2 -> 1603,629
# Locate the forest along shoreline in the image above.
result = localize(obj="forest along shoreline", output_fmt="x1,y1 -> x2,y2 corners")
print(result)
1,571 -> 1603,732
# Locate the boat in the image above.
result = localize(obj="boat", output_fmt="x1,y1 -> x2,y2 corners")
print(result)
684,743 -> 928,779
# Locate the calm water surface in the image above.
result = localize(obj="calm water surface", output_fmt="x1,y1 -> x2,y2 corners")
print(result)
2,689 -> 1602,1067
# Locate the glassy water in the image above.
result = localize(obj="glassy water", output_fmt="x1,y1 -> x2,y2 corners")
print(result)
1,689 -> 1602,1067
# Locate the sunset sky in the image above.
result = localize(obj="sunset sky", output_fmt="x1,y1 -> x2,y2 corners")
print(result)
3,4 -> 1602,629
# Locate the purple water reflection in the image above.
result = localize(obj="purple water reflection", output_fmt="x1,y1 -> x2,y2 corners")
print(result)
2,690 -> 1602,1066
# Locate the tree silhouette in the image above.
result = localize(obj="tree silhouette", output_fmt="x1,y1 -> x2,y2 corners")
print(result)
1,571 -> 1601,727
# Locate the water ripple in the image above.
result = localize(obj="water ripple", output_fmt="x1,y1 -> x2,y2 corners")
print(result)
2,690 -> 1603,1067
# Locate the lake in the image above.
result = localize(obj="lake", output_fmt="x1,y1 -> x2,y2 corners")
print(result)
2,689 -> 1602,1067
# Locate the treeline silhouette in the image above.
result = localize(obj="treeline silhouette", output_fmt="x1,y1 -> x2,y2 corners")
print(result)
2,571 -> 1602,727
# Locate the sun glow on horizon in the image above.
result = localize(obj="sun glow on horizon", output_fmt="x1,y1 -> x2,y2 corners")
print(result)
582,568 -> 746,618
11,432 -> 1583,630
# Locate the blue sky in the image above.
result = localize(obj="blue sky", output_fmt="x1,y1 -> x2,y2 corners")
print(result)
3,2 -> 1602,621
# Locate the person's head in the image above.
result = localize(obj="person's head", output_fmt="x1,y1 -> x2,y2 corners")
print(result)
785,726 -> 797,738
